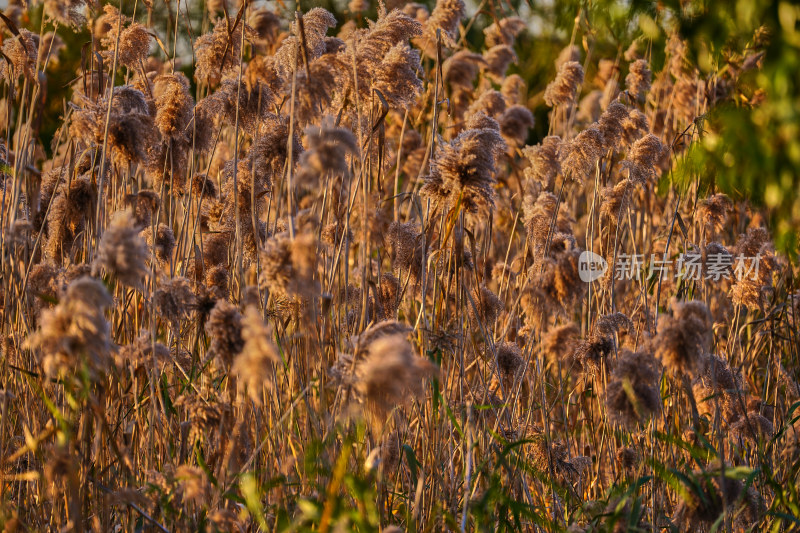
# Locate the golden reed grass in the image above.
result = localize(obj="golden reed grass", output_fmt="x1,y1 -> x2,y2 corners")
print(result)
0,1 -> 797,531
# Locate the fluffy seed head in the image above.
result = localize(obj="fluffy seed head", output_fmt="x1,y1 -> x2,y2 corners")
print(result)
499,105 -> 534,147
424,0 -> 465,48
484,17 -> 526,48
2,29 -> 38,82
93,210 -> 149,289
605,349 -> 662,427
274,8 -> 336,79
626,59 -> 652,100
356,333 -> 437,422
443,50 -> 485,88
544,61 -> 584,107
232,307 -> 280,404
154,277 -> 196,328
259,232 -> 319,299
205,300 -> 244,368
622,134 -> 666,184
421,116 -> 507,218
142,223 -> 176,266
597,101 -> 629,152
99,6 -> 151,69
523,136 -> 561,189
484,44 -> 517,79
495,342 -> 524,386
153,73 -> 194,141
541,323 -> 580,366
24,277 -> 114,378
698,194 -> 733,233
655,300 -> 712,376
622,108 -> 650,145
560,126 -> 604,180
44,0 -> 87,28
195,19 -> 254,86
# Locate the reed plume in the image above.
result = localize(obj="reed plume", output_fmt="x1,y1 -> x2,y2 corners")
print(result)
93,210 -> 149,289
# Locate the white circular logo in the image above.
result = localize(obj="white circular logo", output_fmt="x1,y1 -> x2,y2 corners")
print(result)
578,250 -> 608,283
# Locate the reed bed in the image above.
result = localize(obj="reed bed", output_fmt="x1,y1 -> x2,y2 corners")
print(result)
0,0 -> 798,531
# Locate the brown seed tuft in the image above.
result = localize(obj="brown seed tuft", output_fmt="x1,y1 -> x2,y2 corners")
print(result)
93,210 -> 149,288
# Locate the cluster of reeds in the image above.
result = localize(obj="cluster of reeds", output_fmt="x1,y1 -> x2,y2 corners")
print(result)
0,0 -> 798,531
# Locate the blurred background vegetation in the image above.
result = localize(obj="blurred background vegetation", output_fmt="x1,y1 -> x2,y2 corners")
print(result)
5,0 -> 799,255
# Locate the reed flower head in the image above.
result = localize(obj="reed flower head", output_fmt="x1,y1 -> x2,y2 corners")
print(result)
697,193 -> 732,233
295,123 -> 358,190
559,126 -> 603,180
2,28 -> 38,82
597,101 -> 629,152
387,222 -> 426,281
523,136 -> 561,189
336,9 -> 423,115
373,42 -> 424,109
248,8 -> 281,45
43,174 -> 96,262
24,277 -> 114,378
484,17 -> 526,47
124,190 -> 161,228
274,8 -> 336,79
625,59 -> 652,101
467,90 -> 507,118
499,105 -> 534,147
107,85 -> 151,116
99,6 -> 151,69
605,349 -> 662,427
655,300 -> 712,376
616,447 -> 639,473
27,263 -> 60,316
421,115 -> 507,218
93,210 -> 149,289
153,73 -> 194,142
471,285 -> 503,325
484,44 -> 517,79
174,466 -> 212,508
731,411 -> 774,443
142,223 -> 176,266
205,300 -> 244,368
621,133 -> 666,184
443,50 -> 485,89
502,74 -> 526,105
675,461 -> 765,528
109,112 -> 156,166
571,312 -> 632,374
495,342 -> 524,389
378,273 -> 401,319
195,18 -> 254,86
259,232 -> 320,298
421,0 -> 465,52
525,426 -> 582,480
544,61 -> 584,108
730,227 -> 775,309
622,108 -> 650,145
600,178 -> 632,223
541,323 -> 580,366
523,191 -> 572,254
356,333 -> 437,422
44,0 -> 87,28
232,307 -> 280,404
154,277 -> 196,329
116,332 -> 170,370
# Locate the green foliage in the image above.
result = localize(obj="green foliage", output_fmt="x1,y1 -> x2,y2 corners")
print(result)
670,0 -> 800,256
